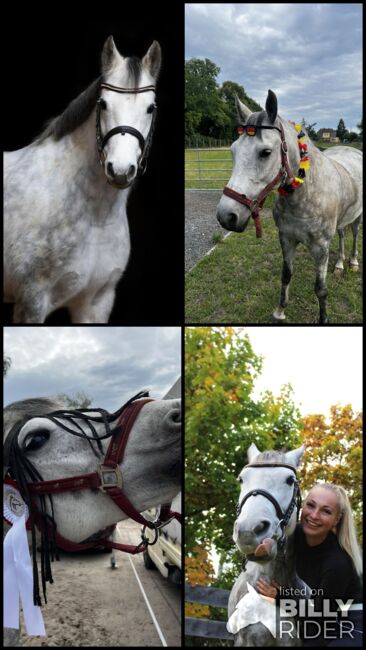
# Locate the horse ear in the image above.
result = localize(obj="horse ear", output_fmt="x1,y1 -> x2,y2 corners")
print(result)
247,442 -> 261,463
142,41 -> 162,79
235,94 -> 252,123
101,35 -> 120,72
285,444 -> 305,469
265,89 -> 278,124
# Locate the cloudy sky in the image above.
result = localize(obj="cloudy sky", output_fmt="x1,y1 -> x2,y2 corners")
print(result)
185,3 -> 362,132
246,326 -> 362,416
4,327 -> 181,411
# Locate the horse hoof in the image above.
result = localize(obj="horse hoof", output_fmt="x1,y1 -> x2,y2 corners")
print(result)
273,309 -> 286,321
350,264 -> 359,273
333,267 -> 343,277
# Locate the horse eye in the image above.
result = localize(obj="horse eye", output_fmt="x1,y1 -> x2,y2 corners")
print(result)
98,98 -> 107,110
286,475 -> 295,485
24,429 -> 50,452
260,149 -> 272,158
147,103 -> 156,114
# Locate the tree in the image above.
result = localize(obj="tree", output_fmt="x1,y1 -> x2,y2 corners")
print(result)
336,118 -> 347,143
299,404 -> 362,545
185,327 -> 303,560
4,355 -> 12,376
56,391 -> 92,409
185,58 -> 231,139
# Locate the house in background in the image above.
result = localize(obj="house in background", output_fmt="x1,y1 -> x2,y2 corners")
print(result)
317,128 -> 340,143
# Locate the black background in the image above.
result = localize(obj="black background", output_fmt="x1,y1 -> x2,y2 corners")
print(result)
3,7 -> 184,324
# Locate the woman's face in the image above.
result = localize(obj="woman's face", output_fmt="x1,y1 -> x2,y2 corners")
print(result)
301,487 -> 341,545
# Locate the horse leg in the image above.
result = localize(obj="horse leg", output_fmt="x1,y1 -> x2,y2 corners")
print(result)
13,291 -> 48,323
349,214 -> 362,271
309,242 -> 330,324
69,285 -> 116,323
334,227 -> 345,275
273,236 -> 298,321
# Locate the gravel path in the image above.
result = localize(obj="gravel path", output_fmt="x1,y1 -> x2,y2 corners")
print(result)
185,190 -> 227,271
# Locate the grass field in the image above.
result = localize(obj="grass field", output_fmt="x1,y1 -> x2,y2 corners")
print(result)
185,149 -> 232,190
185,212 -> 363,324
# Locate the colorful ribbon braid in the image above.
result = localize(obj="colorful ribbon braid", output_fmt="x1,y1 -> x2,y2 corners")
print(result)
278,123 -> 310,196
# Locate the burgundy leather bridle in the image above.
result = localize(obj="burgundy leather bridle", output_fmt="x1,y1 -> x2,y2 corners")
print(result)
223,123 -> 294,238
4,390 -> 181,605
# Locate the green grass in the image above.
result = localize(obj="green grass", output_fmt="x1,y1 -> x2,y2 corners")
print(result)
185,149 -> 232,189
185,214 -> 363,324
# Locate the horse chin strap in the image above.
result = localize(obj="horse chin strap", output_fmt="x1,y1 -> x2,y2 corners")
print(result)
223,122 -> 297,238
95,82 -> 157,183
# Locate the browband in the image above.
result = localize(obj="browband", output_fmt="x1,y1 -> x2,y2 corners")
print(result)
100,83 -> 155,94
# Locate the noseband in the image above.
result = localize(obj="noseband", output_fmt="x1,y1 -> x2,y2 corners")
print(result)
223,123 -> 294,238
96,82 -> 157,177
236,462 -> 302,552
4,390 -> 181,605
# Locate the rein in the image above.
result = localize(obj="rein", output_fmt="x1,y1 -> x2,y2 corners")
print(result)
223,122 -> 309,237
236,462 -> 302,554
4,390 -> 181,605
96,82 -> 156,177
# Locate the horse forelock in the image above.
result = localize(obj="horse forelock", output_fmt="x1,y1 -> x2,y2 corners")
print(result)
34,77 -> 102,144
255,449 -> 288,464
125,56 -> 142,87
4,397 -> 65,437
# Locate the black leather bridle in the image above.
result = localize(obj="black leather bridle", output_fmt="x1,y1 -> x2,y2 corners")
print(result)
236,462 -> 302,551
96,82 -> 157,177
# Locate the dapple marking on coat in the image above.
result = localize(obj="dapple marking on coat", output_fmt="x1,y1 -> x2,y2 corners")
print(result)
217,90 -> 362,324
4,37 -> 161,323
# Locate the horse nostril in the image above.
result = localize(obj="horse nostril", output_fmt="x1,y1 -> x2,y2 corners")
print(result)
127,164 -> 136,181
107,162 -> 115,178
228,212 -> 238,228
254,520 -> 270,536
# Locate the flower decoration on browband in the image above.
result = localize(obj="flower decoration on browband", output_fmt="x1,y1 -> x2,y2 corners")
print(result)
278,123 -> 310,196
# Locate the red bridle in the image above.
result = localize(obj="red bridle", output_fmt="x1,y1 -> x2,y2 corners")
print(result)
18,396 -> 181,555
223,123 -> 294,237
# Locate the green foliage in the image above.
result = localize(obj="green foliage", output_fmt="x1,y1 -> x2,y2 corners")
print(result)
185,327 -> 304,559
185,59 -> 251,140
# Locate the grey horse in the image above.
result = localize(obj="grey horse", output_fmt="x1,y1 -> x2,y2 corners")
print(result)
228,443 -> 309,647
217,90 -> 362,324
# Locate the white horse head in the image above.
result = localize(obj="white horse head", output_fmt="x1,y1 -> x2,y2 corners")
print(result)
4,396 -> 180,543
234,443 -> 305,562
217,90 -> 293,232
98,36 -> 161,188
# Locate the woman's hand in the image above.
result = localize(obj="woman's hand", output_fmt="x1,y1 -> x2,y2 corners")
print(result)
256,578 -> 281,598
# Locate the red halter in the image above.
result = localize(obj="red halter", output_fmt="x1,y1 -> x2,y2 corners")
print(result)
22,396 -> 181,554
223,123 -> 294,237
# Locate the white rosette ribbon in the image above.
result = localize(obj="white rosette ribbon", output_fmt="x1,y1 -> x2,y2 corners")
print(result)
3,481 -> 46,636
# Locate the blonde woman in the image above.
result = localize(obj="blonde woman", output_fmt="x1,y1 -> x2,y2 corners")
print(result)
257,483 -> 362,647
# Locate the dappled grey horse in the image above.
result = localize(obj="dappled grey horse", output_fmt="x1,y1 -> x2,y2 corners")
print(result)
227,443 -> 308,647
217,90 -> 362,323
4,37 -> 161,323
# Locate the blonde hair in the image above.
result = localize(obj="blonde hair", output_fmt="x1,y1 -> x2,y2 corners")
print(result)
308,483 -> 362,577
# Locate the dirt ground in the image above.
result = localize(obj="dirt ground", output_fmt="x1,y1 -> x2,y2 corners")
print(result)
16,520 -> 181,647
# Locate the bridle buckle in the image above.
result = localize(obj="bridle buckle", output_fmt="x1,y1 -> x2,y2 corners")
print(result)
97,464 -> 123,491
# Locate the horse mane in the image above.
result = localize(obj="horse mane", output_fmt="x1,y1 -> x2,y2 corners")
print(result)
34,56 -> 143,144
4,397 -> 65,436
